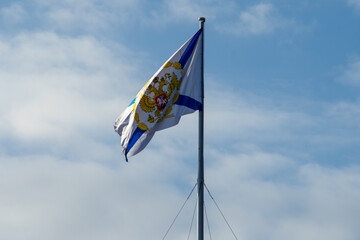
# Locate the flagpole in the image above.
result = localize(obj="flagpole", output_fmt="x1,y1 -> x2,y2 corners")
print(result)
197,16 -> 205,240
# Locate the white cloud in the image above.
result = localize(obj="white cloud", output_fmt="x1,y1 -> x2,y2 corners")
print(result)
327,99 -> 360,126
1,146 -> 360,240
348,0 -> 360,10
0,0 -> 289,35
0,154 -> 193,240
203,83 -> 316,150
161,0 -> 227,22
216,3 -> 282,35
213,2 -> 301,36
0,3 -> 26,23
205,151 -> 360,240
237,3 -> 277,34
23,0 -> 143,34
0,31 -> 141,163
340,58 -> 360,85
44,3 -> 110,32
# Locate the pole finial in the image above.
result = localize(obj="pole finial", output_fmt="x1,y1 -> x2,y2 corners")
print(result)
198,17 -> 206,23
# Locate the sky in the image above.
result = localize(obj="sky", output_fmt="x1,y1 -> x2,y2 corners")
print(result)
1,0 -> 360,239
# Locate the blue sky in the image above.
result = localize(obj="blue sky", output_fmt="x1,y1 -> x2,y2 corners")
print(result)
1,0 -> 360,239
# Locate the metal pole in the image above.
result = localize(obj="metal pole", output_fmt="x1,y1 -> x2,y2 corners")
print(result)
197,16 -> 205,240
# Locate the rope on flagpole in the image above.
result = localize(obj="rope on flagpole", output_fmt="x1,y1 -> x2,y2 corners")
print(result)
204,183 -> 239,240
187,196 -> 198,240
161,183 -> 197,240
204,201 -> 213,240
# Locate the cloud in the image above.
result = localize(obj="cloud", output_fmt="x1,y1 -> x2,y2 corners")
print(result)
0,0 -> 142,34
236,3 -> 277,35
1,145 -> 360,240
41,1 -> 114,33
0,154 -> 194,240
144,0 -> 288,34
0,0 -> 291,36
348,0 -> 360,10
0,3 -> 29,34
215,3 -> 288,36
0,31 -> 142,163
205,151 -> 360,240
0,3 -> 25,23
339,58 -> 360,85
327,99 -> 360,126
161,0 -> 228,22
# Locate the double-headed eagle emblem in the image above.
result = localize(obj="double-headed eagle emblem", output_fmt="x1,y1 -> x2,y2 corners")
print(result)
133,62 -> 183,131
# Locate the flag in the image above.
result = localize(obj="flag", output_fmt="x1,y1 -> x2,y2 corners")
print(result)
114,29 -> 203,161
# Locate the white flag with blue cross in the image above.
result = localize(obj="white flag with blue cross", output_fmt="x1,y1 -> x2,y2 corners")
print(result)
114,29 -> 203,161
